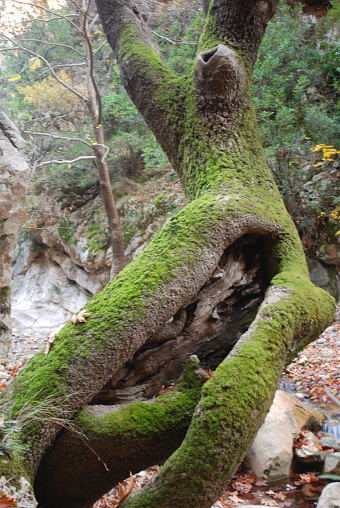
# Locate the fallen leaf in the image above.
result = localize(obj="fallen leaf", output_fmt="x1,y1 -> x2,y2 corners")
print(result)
0,494 -> 16,507
44,335 -> 56,356
261,500 -> 279,507
203,369 -> 214,378
227,493 -> 243,505
117,474 -> 135,503
255,480 -> 268,487
273,492 -> 287,500
157,385 -> 166,396
70,309 -> 90,325
294,473 -> 319,485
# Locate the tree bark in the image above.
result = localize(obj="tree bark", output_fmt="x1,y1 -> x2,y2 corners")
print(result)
0,1 -> 336,507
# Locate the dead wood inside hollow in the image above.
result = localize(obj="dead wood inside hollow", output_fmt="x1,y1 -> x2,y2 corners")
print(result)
92,233 -> 269,404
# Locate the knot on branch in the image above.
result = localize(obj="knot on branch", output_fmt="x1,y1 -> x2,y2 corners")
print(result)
195,44 -> 246,90
194,45 -> 246,124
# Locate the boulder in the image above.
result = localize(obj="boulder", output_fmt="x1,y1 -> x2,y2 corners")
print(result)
316,482 -> 340,508
112,177 -> 141,200
294,430 -> 323,463
323,452 -> 340,477
242,390 -> 325,480
0,112 -> 30,359
307,258 -> 338,300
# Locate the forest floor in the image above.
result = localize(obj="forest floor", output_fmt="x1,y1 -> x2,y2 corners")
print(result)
1,304 -> 339,508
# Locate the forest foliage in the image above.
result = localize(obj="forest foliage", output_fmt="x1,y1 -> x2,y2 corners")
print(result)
0,0 -> 339,250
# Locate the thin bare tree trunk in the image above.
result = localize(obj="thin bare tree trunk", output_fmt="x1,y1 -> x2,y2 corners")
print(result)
81,0 -> 126,278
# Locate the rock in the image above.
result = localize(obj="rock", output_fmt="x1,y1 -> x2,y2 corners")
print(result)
11,238 -> 91,334
112,177 -> 141,200
294,430 -> 323,463
242,390 -> 325,480
295,392 -> 307,400
318,435 -> 340,451
0,112 -> 30,359
307,258 -> 338,300
319,244 -> 340,266
1,476 -> 37,508
323,452 -> 340,476
316,482 -> 340,508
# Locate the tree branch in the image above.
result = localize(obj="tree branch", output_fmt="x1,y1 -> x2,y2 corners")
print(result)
95,0 -> 183,158
152,31 -> 198,45
1,34 -> 88,102
25,131 -> 94,150
198,0 -> 280,66
14,38 -> 85,58
36,155 -> 95,166
80,3 -> 103,125
34,356 -> 208,508
10,0 -> 81,32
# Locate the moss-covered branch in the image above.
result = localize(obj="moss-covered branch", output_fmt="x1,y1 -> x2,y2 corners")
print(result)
33,356 -> 207,508
118,274 -> 334,508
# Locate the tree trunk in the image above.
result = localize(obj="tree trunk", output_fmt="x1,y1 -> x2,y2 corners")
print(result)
0,112 -> 30,360
80,0 -> 126,279
0,1 -> 336,507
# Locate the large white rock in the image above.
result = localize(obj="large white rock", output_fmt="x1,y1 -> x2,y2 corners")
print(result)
242,390 -> 325,480
316,482 -> 340,508
11,237 -> 91,335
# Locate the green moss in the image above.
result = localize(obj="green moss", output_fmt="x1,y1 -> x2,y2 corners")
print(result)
119,22 -> 176,83
0,287 -> 10,307
153,195 -> 165,207
0,454 -> 29,486
75,356 -> 203,441
58,217 -> 75,245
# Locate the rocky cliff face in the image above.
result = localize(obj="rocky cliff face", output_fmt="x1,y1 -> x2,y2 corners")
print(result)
11,172 -> 186,334
0,112 -> 30,358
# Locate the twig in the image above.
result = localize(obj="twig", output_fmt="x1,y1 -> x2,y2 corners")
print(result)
1,34 -> 88,102
37,155 -> 95,166
10,0 -> 81,32
152,31 -> 198,45
25,131 -> 94,150
9,38 -> 85,58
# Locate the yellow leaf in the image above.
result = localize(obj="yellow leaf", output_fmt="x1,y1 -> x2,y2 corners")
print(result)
8,75 -> 21,81
29,57 -> 41,70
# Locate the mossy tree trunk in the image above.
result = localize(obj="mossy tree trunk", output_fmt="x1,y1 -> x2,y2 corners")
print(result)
0,1 -> 336,507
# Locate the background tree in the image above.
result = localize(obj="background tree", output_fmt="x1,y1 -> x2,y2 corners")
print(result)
0,0 -> 126,278
0,1 -> 338,508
